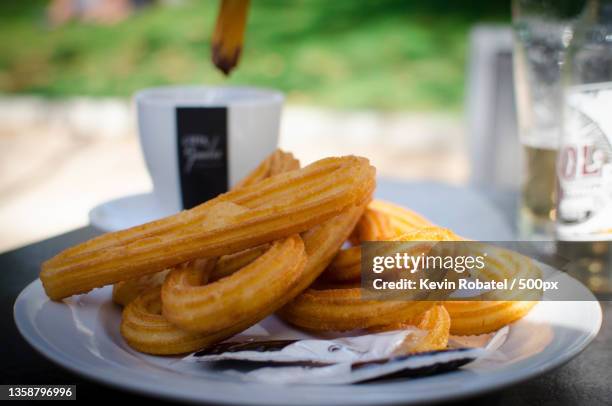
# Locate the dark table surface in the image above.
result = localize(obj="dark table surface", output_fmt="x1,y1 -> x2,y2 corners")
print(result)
2,225 -> 611,405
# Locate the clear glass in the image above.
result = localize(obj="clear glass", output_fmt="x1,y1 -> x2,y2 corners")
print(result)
557,0 -> 612,295
512,0 -> 585,241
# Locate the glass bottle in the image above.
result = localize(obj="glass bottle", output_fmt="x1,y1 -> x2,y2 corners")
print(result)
512,0 -> 585,242
557,0 -> 612,295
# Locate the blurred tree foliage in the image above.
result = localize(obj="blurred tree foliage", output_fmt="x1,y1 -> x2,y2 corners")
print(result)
0,0 -> 509,110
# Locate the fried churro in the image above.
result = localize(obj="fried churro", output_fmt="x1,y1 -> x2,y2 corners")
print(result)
120,260 -> 217,355
351,206 -> 395,242
211,0 -> 250,75
112,149 -> 296,307
122,204 -> 368,355
444,243 -> 541,335
234,149 -> 299,189
323,226 -> 462,283
368,199 -> 433,235
162,235 -> 306,334
369,305 -> 451,353
41,156 -> 375,300
112,270 -> 171,307
278,284 -> 434,332
444,300 -> 537,336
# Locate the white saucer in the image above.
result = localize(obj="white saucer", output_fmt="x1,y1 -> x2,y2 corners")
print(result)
88,192 -> 175,232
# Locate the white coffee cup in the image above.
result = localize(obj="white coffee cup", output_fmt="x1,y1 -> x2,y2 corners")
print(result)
135,86 -> 283,214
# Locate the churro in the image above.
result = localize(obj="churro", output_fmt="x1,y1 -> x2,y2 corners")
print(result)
444,300 -> 537,336
369,305 -> 451,353
112,270 -> 171,307
162,235 -> 306,334
122,204 -> 368,354
278,284 -> 434,332
368,199 -> 433,235
211,0 -> 250,75
352,206 -> 395,242
120,259 -> 216,355
444,243 -> 541,335
41,156 -> 375,300
323,226 -> 462,283
234,149 -> 299,189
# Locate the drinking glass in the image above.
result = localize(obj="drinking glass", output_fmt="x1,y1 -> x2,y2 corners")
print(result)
512,0 -> 585,240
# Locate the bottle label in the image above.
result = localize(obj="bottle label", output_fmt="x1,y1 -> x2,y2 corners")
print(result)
557,81 -> 612,241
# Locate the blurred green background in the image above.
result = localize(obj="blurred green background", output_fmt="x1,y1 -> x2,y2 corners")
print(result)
0,0 -> 509,110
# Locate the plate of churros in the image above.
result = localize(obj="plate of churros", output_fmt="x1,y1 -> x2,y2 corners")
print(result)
15,151 -> 602,405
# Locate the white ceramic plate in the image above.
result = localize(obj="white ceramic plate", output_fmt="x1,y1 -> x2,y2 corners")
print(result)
15,272 -> 601,405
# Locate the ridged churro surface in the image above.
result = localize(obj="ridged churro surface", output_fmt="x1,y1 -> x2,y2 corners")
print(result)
279,285 -> 434,332
162,235 -> 306,334
41,156 -> 375,300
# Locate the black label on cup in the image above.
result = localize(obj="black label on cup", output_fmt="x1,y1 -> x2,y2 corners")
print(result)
176,107 -> 228,209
